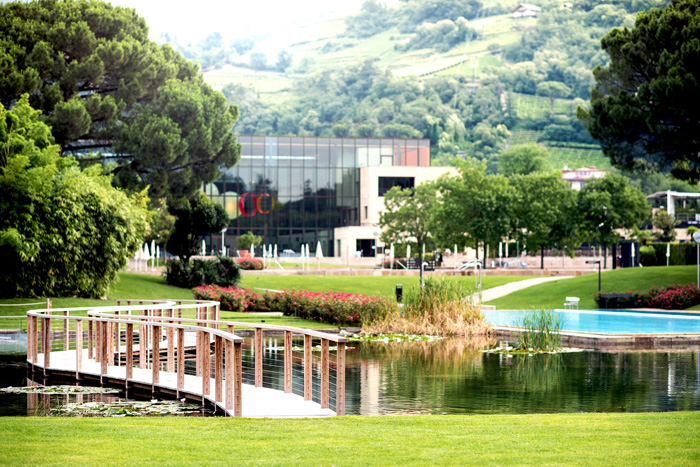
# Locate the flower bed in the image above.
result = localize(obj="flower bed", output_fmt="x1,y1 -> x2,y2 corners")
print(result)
192,285 -> 397,325
236,258 -> 264,270
593,284 -> 700,310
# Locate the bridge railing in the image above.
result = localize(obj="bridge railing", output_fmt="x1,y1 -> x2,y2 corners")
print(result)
26,299 -> 347,416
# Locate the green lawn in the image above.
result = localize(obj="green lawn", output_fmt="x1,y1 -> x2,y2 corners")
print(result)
486,265 -> 698,310
240,274 -> 537,299
1,412 -> 698,466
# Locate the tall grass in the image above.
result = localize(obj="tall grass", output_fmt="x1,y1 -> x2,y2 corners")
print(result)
515,309 -> 565,351
362,278 -> 488,336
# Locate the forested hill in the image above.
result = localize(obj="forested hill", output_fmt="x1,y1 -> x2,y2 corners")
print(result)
170,0 -> 684,188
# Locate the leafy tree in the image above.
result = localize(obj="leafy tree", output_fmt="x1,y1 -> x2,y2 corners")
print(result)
510,173 -> 579,268
345,0 -> 394,38
0,0 -> 240,201
379,183 -> 438,258
237,231 -> 262,251
276,50 -> 293,71
577,173 -> 650,268
579,0 -> 700,181
536,81 -> 572,116
652,209 -> 679,242
0,95 -> 148,297
250,52 -> 268,70
432,159 -> 514,265
498,144 -> 551,176
166,193 -> 229,263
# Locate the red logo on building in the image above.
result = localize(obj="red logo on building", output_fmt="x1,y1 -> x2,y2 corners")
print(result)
238,193 -> 275,216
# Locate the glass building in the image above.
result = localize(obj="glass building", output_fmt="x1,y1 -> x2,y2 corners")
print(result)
203,136 -> 430,257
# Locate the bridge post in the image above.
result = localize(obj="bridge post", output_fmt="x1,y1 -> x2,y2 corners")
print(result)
215,336 -> 223,403
42,316 -> 51,371
336,342 -> 346,416
321,338 -> 329,409
126,323 -> 134,380
202,330 -> 210,396
284,330 -> 292,393
304,335 -> 312,400
114,310 -> 120,367
254,327 -> 263,387
234,341 -> 243,417
138,307 -> 145,369
63,311 -> 68,351
152,325 -> 160,385
88,320 -> 93,359
76,319 -> 83,377
225,338 -> 233,412
177,328 -> 185,395
100,320 -> 108,377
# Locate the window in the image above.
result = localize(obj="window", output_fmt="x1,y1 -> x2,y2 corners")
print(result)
378,177 -> 415,196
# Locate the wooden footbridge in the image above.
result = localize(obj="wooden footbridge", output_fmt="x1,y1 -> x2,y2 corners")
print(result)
26,299 -> 347,417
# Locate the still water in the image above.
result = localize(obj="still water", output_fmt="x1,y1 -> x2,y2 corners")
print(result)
2,335 -> 699,416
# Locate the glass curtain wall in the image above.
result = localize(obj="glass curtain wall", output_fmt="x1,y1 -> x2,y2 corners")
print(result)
203,136 -> 429,256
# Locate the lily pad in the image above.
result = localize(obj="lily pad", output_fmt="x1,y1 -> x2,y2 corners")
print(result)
1,385 -> 120,394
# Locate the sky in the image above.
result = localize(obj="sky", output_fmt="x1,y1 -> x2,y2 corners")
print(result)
108,0 -> 367,44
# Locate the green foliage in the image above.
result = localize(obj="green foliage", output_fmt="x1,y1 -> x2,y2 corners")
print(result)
379,183 -> 438,257
166,193 -> 229,263
165,257 -> 241,289
581,0 -> 700,181
344,0 -> 394,38
516,309 -> 564,351
398,17 -> 476,53
237,231 -> 262,251
0,96 -> 148,298
652,209 -> 680,241
639,242 -> 699,267
498,144 -> 551,176
0,0 -> 240,201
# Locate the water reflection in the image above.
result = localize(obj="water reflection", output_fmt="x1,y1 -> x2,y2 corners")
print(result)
343,339 -> 700,415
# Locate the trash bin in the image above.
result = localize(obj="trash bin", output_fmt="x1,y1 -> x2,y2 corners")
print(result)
395,284 -> 403,303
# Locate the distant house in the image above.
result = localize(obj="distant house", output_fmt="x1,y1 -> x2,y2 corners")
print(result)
561,166 -> 606,190
560,2 -> 573,8
512,3 -> 541,18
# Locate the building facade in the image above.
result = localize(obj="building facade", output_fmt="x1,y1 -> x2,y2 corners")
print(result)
561,165 -> 606,190
203,136 -> 456,257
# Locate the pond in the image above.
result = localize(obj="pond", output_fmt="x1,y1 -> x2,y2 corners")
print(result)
2,333 -> 699,416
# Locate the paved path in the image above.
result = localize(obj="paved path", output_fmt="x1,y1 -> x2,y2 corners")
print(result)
473,276 -> 575,304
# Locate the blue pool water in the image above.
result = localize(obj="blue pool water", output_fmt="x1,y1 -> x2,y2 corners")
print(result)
483,309 -> 700,334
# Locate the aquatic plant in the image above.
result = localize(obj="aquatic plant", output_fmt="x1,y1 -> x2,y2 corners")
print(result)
362,278 -> 488,336
515,309 -> 564,351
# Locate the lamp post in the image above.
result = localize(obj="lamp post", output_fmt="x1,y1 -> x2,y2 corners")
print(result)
586,260 -> 601,292
220,227 -> 227,257
693,232 -> 700,287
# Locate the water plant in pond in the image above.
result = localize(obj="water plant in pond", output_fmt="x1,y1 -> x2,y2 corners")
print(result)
362,278 -> 487,336
50,400 -> 203,417
515,309 -> 565,351
346,333 -> 442,343
2,385 -> 120,394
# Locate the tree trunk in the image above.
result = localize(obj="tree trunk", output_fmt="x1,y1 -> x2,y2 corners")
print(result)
541,245 -> 545,269
602,243 -> 607,270
612,242 -> 617,270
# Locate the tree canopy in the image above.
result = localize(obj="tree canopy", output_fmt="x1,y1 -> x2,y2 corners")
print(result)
579,0 -> 700,181
0,0 -> 240,200
379,183 -> 438,257
166,192 -> 229,263
0,95 -> 148,297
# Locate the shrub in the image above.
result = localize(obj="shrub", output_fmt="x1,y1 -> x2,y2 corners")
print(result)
516,309 -> 564,351
192,285 -> 272,312
278,290 -> 396,326
236,258 -> 264,270
592,284 -> 700,310
166,257 -> 241,288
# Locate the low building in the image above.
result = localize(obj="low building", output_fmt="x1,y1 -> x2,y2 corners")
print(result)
561,165 -> 606,190
203,135 -> 456,257
512,3 -> 541,18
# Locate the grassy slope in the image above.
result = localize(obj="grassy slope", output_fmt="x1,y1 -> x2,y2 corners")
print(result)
1,413 -> 698,466
240,274 -> 537,299
486,266 -> 697,310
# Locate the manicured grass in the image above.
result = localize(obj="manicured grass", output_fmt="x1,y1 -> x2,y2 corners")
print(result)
486,265 -> 698,310
1,412 -> 698,465
240,274 -> 538,299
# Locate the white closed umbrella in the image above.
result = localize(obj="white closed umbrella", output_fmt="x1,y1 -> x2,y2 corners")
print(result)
201,240 -> 206,256
407,245 -> 411,260
505,242 -> 509,258
156,245 -> 160,266
316,240 -> 323,271
251,244 -> 255,258
274,245 -> 278,258
631,242 -> 635,267
454,244 -> 458,257
666,242 -> 671,266
134,246 -> 141,272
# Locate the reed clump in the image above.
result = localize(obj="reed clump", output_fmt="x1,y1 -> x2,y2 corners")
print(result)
362,278 -> 489,336
515,309 -> 565,351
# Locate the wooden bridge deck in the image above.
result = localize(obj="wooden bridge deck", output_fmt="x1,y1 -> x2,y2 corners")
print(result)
33,349 -> 335,417
26,300 -> 347,418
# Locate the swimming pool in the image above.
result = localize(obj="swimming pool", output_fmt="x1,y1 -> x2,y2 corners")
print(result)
483,309 -> 700,335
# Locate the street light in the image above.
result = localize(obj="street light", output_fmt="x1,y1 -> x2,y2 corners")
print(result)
693,232 -> 700,287
586,260 -> 601,292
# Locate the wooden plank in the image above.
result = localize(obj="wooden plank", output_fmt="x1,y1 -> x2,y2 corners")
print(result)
96,321 -> 101,363
114,310 -> 120,367
166,310 -> 174,373
138,309 -> 145,369
215,336 -> 223,403
255,327 -> 263,387
43,316 -> 51,369
284,330 -> 292,393
202,331 -> 210,396
126,323 -> 133,380
321,338 -> 329,409
336,342 -> 346,416
100,321 -> 108,376
76,320 -> 83,375
26,316 -> 33,363
304,335 -> 312,401
234,341 -> 243,417
88,320 -> 93,359
152,325 -> 160,384
177,328 -> 185,390
63,311 -> 69,351
225,339 -> 233,411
